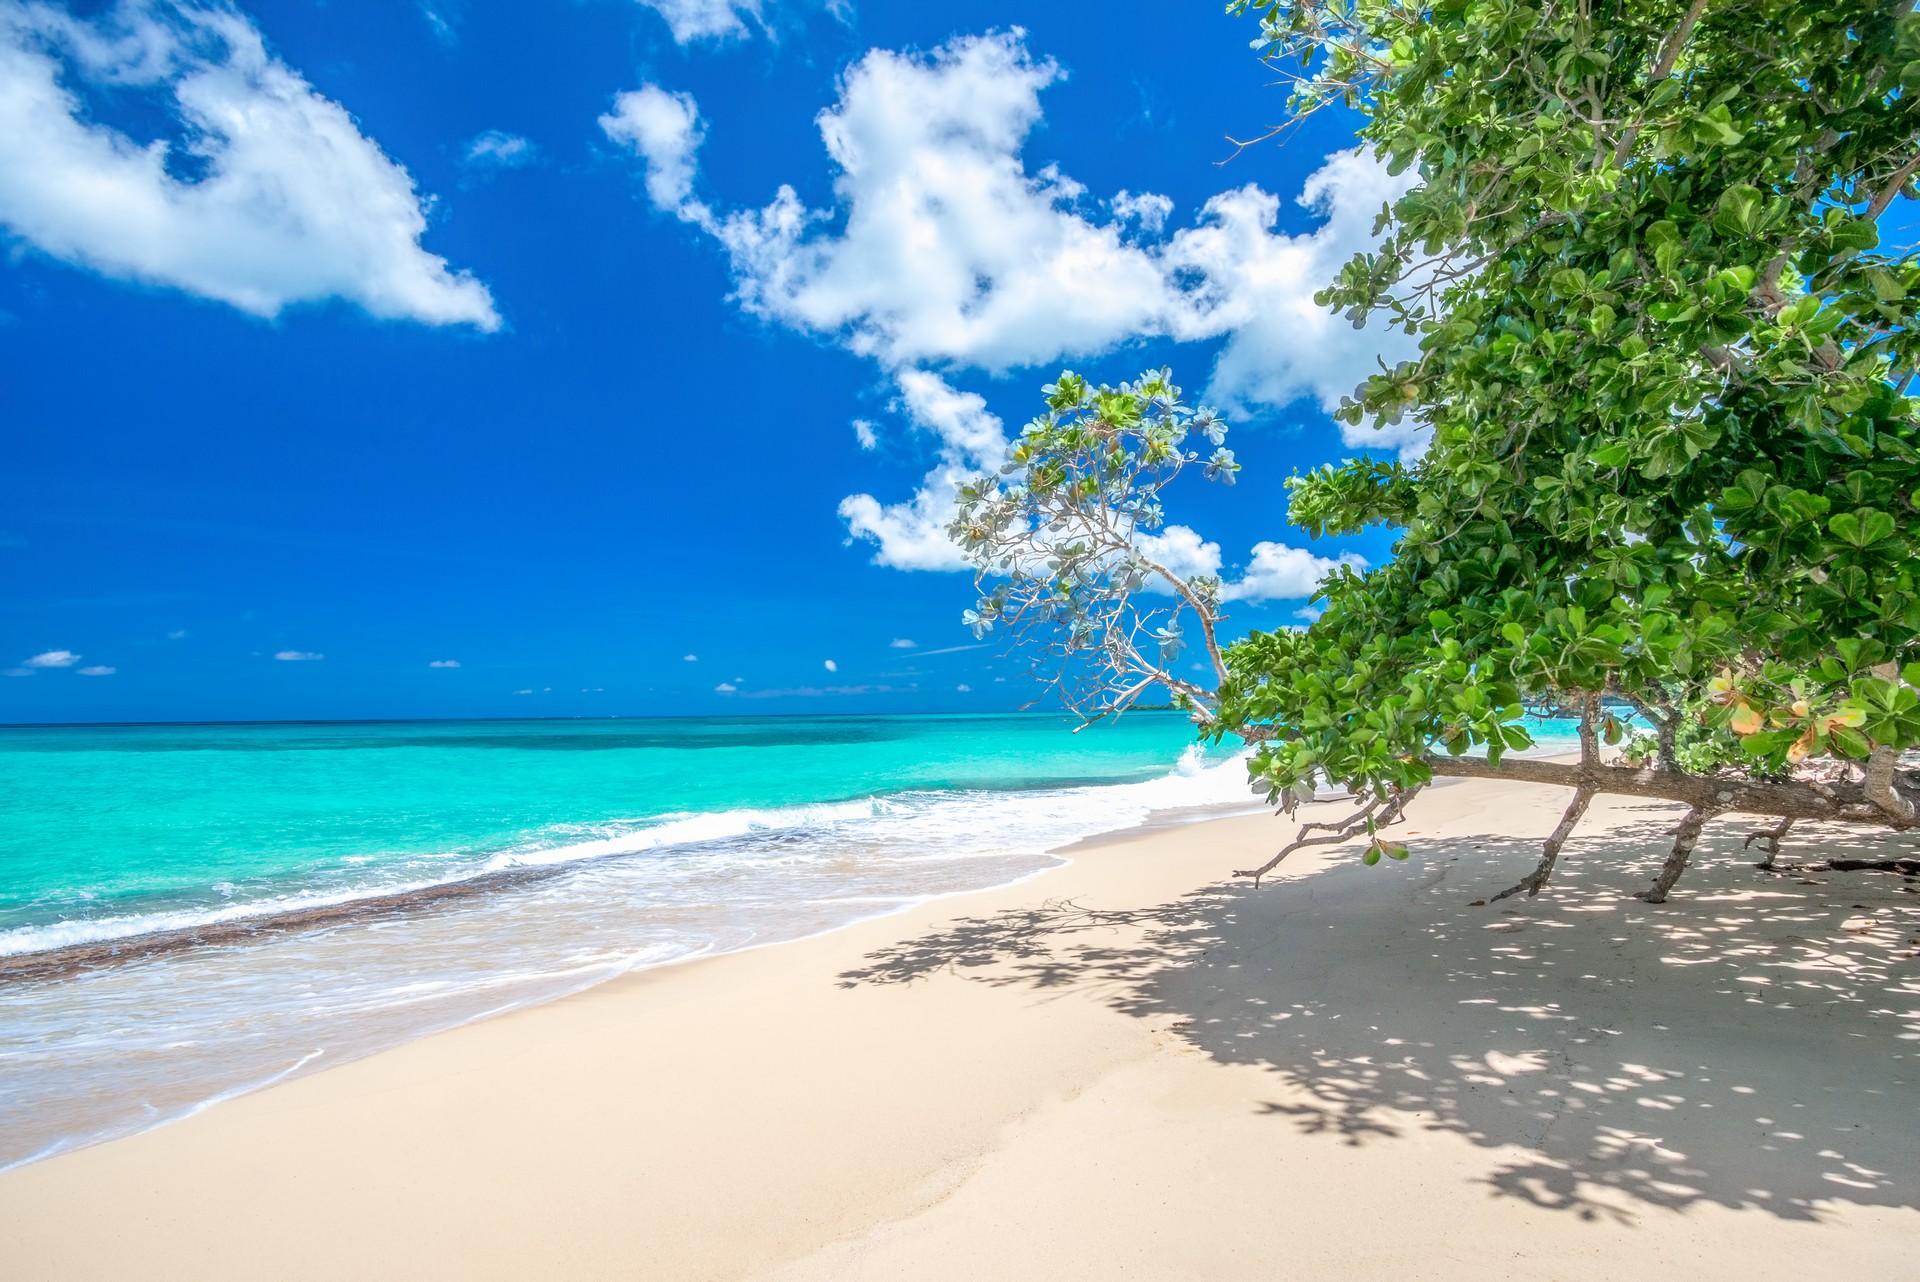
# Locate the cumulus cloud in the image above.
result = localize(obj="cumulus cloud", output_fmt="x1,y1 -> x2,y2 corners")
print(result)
1110,189 -> 1172,233
1122,526 -> 1359,602
634,0 -> 761,44
22,649 -> 79,668
852,418 -> 878,450
889,638 -> 916,649
0,1 -> 498,328
839,370 -> 1008,571
1160,150 -> 1426,450
513,688 -> 533,695
1221,541 -> 1365,603
955,682 -> 971,693
273,649 -> 323,661
428,658 -> 461,668
823,658 -> 838,672
714,681 -> 738,693
683,653 -> 698,662
77,664 -> 115,676
837,459 -> 974,572
603,31 -> 1418,588
463,130 -> 536,171
600,84 -> 705,212
603,29 -> 1415,591
624,31 -> 1413,427
1134,525 -> 1222,585
698,34 -> 1179,372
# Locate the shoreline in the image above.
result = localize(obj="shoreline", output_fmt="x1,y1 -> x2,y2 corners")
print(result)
0,776 -> 1268,1172
3,771 -> 1915,1278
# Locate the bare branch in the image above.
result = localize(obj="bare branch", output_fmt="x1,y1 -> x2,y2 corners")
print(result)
1490,785 -> 1595,901
1743,816 -> 1794,869
1641,806 -> 1710,903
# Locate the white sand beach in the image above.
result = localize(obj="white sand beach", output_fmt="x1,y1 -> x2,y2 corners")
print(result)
2,772 -> 1916,1279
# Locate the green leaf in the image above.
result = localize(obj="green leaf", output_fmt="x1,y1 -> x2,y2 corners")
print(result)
1714,186 -> 1763,239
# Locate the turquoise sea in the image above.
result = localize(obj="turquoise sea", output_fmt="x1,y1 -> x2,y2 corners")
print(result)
0,711 -> 1585,1168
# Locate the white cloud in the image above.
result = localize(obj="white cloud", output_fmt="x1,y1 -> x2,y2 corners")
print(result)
77,664 -> 115,676
683,653 -> 698,662
166,628 -> 188,640
889,638 -> 916,649
513,688 -> 533,695
22,649 -> 79,668
428,658 -> 460,668
893,370 -> 1005,466
823,658 -> 838,672
1110,189 -> 1172,233
955,682 -> 971,693
1222,542 -> 1365,603
714,681 -> 738,693
838,461 -> 975,572
1134,525 -> 1222,585
273,649 -> 323,661
852,418 -> 878,450
643,31 -> 1412,425
419,3 -> 456,46
463,130 -> 536,170
0,1 -> 498,328
600,84 -> 705,212
839,370 -> 1008,571
3,667 -> 31,677
605,29 -> 1419,587
1160,150 -> 1425,451
702,33 -> 1174,372
634,0 -> 761,44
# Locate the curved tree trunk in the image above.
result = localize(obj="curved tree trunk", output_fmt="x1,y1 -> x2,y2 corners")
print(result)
1425,753 -> 1919,830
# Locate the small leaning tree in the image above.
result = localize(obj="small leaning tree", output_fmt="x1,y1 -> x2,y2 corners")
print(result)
953,0 -> 1920,901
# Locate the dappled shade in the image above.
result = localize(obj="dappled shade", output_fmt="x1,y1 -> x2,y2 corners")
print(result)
842,815 -> 1920,1222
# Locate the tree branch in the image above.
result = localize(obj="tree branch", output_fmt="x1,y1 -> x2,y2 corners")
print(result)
1864,149 -> 1920,221
1611,0 -> 1710,163
1642,806 -> 1710,902
1425,753 -> 1917,828
1490,784 -> 1595,901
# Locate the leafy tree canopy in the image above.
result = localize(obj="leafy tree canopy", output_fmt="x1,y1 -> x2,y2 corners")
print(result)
959,0 -> 1920,899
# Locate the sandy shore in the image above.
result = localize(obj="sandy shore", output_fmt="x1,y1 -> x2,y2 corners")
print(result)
2,773 -> 1916,1279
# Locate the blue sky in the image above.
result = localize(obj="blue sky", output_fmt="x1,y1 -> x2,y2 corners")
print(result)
0,0 -> 1414,723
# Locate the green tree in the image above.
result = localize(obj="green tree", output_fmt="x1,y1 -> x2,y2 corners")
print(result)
958,0 -> 1919,901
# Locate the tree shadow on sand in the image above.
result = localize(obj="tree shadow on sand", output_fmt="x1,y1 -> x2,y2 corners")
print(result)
840,814 -> 1920,1224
